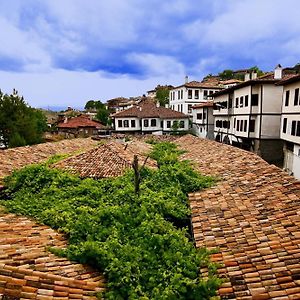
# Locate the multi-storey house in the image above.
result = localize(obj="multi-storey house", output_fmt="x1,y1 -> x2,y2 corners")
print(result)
212,65 -> 286,165
191,102 -> 214,139
113,98 -> 189,134
169,77 -> 223,116
277,74 -> 300,178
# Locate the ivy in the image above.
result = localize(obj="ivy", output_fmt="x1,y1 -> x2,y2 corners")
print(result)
1,142 -> 220,299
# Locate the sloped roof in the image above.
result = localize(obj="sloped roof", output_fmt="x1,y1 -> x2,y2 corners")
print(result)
55,141 -> 156,178
113,99 -> 189,119
192,101 -> 214,109
57,115 -> 104,129
176,135 -> 300,299
0,138 -> 97,179
172,80 -> 224,90
0,210 -> 105,299
276,74 -> 300,85
212,72 -> 293,97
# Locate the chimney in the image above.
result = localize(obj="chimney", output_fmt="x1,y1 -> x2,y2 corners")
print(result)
244,72 -> 250,81
185,75 -> 189,84
251,72 -> 257,80
274,64 -> 283,79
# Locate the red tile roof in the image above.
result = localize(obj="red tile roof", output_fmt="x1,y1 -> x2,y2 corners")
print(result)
176,135 -> 300,300
0,210 -> 105,299
58,115 -> 104,129
192,101 -> 214,109
55,141 -> 156,178
113,98 -> 189,119
172,80 -> 224,90
0,138 -> 98,179
277,74 -> 300,85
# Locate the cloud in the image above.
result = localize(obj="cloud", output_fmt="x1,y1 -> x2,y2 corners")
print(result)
1,0 -> 300,107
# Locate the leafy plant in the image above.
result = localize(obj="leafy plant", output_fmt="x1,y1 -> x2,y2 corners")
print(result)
1,142 -> 220,299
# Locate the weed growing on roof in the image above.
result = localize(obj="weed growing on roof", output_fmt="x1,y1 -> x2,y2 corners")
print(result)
1,142 -> 220,299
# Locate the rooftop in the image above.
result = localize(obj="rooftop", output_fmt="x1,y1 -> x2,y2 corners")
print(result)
0,208 -> 105,299
57,115 -> 104,129
0,138 -> 98,179
54,141 -> 156,178
176,135 -> 300,300
113,98 -> 189,119
192,101 -> 214,109
172,80 -> 224,90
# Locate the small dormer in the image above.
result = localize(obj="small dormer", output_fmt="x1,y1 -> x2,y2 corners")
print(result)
274,64 -> 283,79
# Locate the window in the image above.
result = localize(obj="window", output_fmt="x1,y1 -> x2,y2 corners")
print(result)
228,121 -> 230,129
203,112 -> 207,120
195,90 -> 199,99
245,95 -> 249,107
244,120 -> 247,132
131,120 -> 136,127
204,90 -> 208,99
197,113 -> 202,120
251,94 -> 259,106
291,121 -> 296,136
209,90 -> 214,95
223,120 -> 227,128
181,104 -> 183,112
240,96 -> 244,108
237,120 -> 240,131
285,90 -> 290,106
240,120 -> 244,132
166,121 -> 171,128
229,98 -> 233,108
283,118 -> 287,133
297,122 -> 300,136
181,90 -> 183,99
179,120 -> 184,128
294,88 -> 299,105
188,104 -> 192,113
249,120 -> 255,132
188,90 -> 192,99
124,120 -> 129,127
161,121 -> 163,128
234,118 -> 236,128
178,91 -> 180,99
235,97 -> 239,108
151,119 -> 157,127
118,120 -> 123,127
144,119 -> 149,127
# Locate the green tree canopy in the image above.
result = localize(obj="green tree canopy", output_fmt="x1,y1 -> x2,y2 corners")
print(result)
84,100 -> 105,110
0,90 -> 47,148
155,88 -> 170,107
218,69 -> 234,80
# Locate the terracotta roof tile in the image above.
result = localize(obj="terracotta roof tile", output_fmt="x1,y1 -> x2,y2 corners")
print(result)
0,138 -> 97,179
0,210 -> 105,299
54,141 -> 156,178
175,135 -> 300,300
113,98 -> 189,119
57,115 -> 104,129
192,101 -> 214,109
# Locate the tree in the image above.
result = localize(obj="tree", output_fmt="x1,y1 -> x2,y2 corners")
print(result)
96,107 -> 110,125
218,69 -> 234,80
84,100 -> 104,110
0,90 -> 47,148
249,66 -> 264,77
155,87 -> 170,107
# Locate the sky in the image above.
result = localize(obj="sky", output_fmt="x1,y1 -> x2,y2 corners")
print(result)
0,0 -> 300,109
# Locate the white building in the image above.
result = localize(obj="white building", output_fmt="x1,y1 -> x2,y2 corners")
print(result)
191,102 -> 214,139
212,65 -> 286,166
169,77 -> 223,116
113,98 -> 189,134
278,74 -> 300,178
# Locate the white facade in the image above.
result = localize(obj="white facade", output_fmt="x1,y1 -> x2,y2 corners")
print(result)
214,83 -> 283,144
192,105 -> 214,139
213,78 -> 284,165
280,78 -> 300,179
169,82 -> 222,116
114,117 -> 189,134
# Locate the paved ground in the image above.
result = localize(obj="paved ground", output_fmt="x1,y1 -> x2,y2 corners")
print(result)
176,135 -> 300,300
